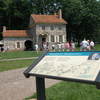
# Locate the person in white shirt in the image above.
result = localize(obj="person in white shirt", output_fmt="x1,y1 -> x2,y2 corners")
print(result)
35,43 -> 39,53
86,40 -> 91,51
90,40 -> 95,50
80,39 -> 89,51
57,43 -> 62,51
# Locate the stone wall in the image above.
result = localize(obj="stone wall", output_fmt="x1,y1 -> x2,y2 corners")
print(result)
3,37 -> 32,51
36,23 -> 67,49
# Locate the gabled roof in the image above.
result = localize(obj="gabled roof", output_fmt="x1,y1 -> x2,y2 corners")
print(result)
3,30 -> 31,37
31,14 -> 67,24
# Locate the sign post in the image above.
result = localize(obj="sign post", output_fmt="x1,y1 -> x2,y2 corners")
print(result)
36,77 -> 46,100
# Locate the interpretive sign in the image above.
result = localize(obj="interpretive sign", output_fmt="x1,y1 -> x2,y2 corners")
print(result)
24,51 -> 100,100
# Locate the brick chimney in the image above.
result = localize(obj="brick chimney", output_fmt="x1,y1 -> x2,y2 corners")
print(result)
58,9 -> 62,19
3,26 -> 6,32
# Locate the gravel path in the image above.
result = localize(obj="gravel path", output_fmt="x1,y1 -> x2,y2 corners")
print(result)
0,68 -> 60,100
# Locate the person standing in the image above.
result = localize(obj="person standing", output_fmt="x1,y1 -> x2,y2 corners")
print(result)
35,43 -> 39,53
86,40 -> 90,51
43,42 -> 47,51
90,40 -> 95,50
58,43 -> 62,51
64,41 -> 70,51
52,44 -> 55,51
70,41 -> 75,51
80,39 -> 89,51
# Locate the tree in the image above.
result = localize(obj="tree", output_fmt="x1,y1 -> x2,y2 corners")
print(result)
60,0 -> 100,43
0,0 -> 34,29
30,0 -> 61,14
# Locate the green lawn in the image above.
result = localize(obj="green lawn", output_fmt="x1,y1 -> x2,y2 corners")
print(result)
0,59 -> 34,72
25,81 -> 100,100
95,44 -> 100,51
0,44 -> 99,72
0,51 -> 43,59
0,51 -> 42,72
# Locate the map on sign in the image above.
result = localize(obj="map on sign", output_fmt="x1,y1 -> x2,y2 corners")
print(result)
29,52 -> 100,81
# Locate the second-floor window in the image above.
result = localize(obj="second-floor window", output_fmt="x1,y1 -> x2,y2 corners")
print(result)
58,26 -> 62,30
50,26 -> 54,30
42,25 -> 45,30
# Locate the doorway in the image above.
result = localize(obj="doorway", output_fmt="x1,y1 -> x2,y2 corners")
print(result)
42,38 -> 46,43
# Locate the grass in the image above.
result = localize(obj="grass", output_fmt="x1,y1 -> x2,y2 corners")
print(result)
25,81 -> 100,100
0,51 -> 43,59
0,44 -> 99,59
0,51 -> 42,72
95,44 -> 100,51
0,59 -> 34,72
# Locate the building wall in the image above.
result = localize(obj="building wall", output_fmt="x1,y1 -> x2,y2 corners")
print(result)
35,23 -> 66,49
3,37 -> 32,51
36,24 -> 66,41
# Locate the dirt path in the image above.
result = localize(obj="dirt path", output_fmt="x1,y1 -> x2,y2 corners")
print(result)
0,68 -> 60,100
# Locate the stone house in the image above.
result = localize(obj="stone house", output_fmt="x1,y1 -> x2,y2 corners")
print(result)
3,10 -> 67,51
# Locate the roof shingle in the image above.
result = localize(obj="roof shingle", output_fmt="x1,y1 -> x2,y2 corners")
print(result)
3,30 -> 30,37
31,14 -> 67,24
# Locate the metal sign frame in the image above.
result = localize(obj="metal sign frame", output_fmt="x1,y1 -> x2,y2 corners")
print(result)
24,51 -> 100,100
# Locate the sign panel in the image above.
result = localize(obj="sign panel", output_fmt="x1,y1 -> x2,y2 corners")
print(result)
27,52 -> 100,82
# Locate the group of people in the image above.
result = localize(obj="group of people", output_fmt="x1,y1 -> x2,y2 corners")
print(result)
34,39 -> 95,52
80,39 -> 95,51
51,41 -> 75,51
34,41 -> 76,52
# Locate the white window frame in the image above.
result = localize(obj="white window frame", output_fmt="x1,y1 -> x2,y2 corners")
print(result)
16,41 -> 20,49
51,35 -> 55,42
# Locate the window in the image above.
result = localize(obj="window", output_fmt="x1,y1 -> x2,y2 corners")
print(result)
51,35 -> 55,42
42,25 -> 45,30
58,26 -> 62,30
16,42 -> 20,48
59,35 -> 63,42
50,26 -> 54,30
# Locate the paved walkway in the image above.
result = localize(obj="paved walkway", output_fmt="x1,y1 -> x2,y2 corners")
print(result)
0,68 -> 60,100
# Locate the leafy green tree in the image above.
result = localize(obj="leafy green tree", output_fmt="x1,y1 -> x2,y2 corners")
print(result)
60,0 -> 100,43
0,0 -> 34,29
